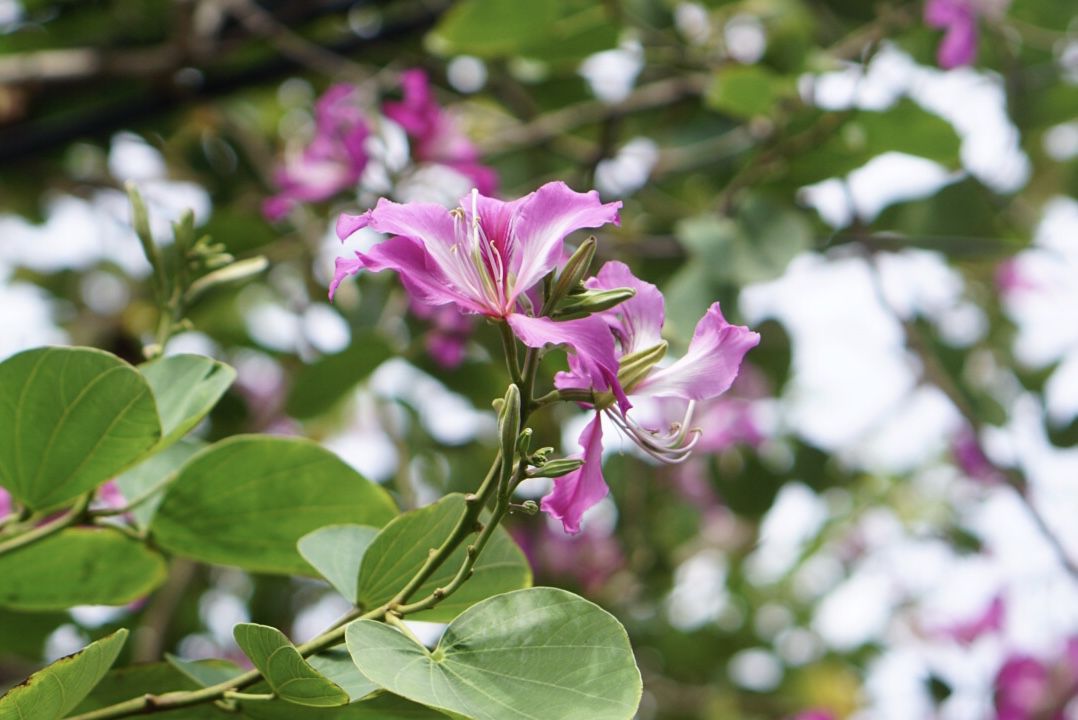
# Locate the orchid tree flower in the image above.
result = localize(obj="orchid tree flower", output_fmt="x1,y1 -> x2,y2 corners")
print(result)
263,84 -> 370,221
383,69 -> 498,196
545,261 -> 760,533
924,0 -> 979,69
331,182 -> 625,394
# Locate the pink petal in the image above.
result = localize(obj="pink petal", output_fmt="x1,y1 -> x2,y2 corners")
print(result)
355,235 -> 488,314
540,412 -> 607,534
510,182 -> 622,297
938,16 -> 978,68
506,313 -> 624,403
636,302 -> 759,400
924,0 -> 972,27
588,261 -> 665,354
336,210 -> 372,240
329,253 -> 364,300
365,198 -> 457,251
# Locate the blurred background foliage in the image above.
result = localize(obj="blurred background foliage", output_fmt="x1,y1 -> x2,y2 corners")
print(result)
1,0 -> 1077,718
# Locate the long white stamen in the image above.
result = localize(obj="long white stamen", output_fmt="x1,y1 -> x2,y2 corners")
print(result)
604,400 -> 703,464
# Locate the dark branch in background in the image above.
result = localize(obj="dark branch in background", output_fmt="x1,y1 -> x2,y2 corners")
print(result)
0,0 -> 448,164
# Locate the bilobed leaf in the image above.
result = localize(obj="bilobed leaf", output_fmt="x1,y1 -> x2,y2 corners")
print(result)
0,347 -> 162,510
286,332 -> 392,419
0,528 -> 167,610
114,438 -> 203,528
306,648 -> 378,702
139,354 -> 235,448
345,587 -> 642,720
151,436 -> 397,575
0,628 -> 128,720
357,494 -> 531,622
233,623 -> 349,707
298,525 -> 380,603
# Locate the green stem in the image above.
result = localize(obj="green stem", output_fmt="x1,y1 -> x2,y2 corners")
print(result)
497,321 -> 524,387
0,494 -> 90,556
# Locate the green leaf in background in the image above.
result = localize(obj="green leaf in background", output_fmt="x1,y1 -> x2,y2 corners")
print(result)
165,654 -> 245,688
357,494 -> 531,622
114,438 -> 204,528
706,65 -> 796,119
151,436 -> 397,574
139,354 -> 236,448
428,0 -> 615,63
286,332 -> 393,419
345,587 -> 642,720
233,623 -> 349,707
0,628 -> 127,720
0,528 -> 167,610
72,661 -> 235,719
298,525 -> 380,603
0,347 -> 162,510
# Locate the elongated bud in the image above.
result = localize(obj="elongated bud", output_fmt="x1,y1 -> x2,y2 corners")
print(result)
617,341 -> 667,393
528,458 -> 585,478
185,256 -> 269,303
126,182 -> 160,273
547,236 -> 597,310
553,287 -> 636,319
514,500 -> 540,515
499,384 -> 521,455
516,427 -> 533,458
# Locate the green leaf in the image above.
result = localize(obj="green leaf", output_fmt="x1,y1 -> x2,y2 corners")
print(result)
0,628 -> 128,720
151,436 -> 397,575
345,588 -> 642,720
357,494 -> 531,622
298,525 -> 379,603
428,0 -> 560,58
72,661 -> 235,719
705,65 -> 795,119
0,528 -> 167,610
139,354 -> 235,448
306,648 -> 378,702
286,333 -> 393,419
114,439 -> 204,528
0,347 -> 162,510
165,654 -> 245,688
239,693 -> 450,720
233,624 -> 349,707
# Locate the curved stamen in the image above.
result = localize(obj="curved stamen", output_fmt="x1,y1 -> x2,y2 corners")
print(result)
604,400 -> 703,464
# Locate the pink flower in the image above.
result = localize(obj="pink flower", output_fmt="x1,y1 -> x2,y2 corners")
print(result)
925,0 -> 978,69
995,640 -> 1078,720
512,522 -> 624,595
0,487 -> 10,517
384,69 -> 497,195
953,427 -> 1003,484
933,594 -> 1005,644
332,183 -> 624,392
544,261 -> 760,533
410,300 -> 475,369
263,84 -> 370,221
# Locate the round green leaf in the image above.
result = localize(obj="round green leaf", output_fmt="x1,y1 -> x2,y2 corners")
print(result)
0,347 -> 162,510
357,494 -> 531,622
151,436 -> 397,575
0,528 -> 167,610
345,587 -> 642,720
286,333 -> 392,419
298,525 -> 380,604
0,628 -> 128,720
233,623 -> 349,707
139,354 -> 236,448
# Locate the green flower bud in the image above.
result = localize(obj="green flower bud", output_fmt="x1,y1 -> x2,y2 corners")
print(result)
617,341 -> 668,393
528,458 -> 585,478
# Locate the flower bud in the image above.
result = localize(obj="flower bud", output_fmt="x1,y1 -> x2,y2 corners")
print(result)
552,287 -> 636,319
185,256 -> 269,303
617,341 -> 667,393
528,458 -> 585,478
499,384 -> 521,456
547,236 -> 597,310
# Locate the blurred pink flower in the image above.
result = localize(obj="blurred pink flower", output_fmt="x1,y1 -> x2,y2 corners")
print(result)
94,479 -> 127,510
953,427 -> 1003,484
333,183 -> 625,398
384,69 -> 497,195
933,594 -> 1005,644
996,258 -> 1038,296
512,523 -> 624,595
0,487 -> 10,517
263,84 -> 370,221
995,639 -> 1078,719
410,300 -> 475,369
925,0 -> 978,68
791,712 -> 837,720
547,261 -> 759,533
